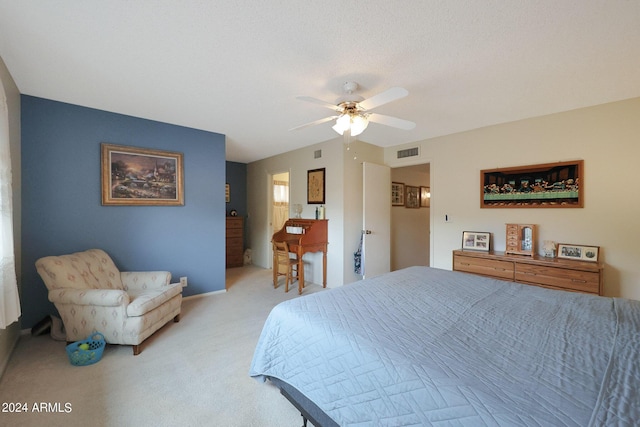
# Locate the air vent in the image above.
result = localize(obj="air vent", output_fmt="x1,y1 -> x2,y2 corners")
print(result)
314,149 -> 322,159
397,147 -> 419,159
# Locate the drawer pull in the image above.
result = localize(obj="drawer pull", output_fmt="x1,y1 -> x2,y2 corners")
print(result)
572,279 -> 587,283
523,272 -> 537,276
460,262 -> 470,266
493,268 -> 506,271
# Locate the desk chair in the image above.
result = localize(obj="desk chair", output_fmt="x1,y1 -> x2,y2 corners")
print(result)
273,241 -> 299,292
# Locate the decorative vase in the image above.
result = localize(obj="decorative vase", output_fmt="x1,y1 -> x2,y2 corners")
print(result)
293,204 -> 303,219
542,240 -> 556,257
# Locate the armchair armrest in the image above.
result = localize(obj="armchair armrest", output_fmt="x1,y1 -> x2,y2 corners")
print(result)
48,288 -> 129,307
121,271 -> 172,292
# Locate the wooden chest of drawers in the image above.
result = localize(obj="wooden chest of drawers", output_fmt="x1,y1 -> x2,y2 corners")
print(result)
226,217 -> 244,268
453,249 -> 603,295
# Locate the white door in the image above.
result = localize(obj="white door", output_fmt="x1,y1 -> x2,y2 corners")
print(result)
362,162 -> 391,278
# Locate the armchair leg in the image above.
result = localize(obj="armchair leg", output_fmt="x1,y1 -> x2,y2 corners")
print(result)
133,344 -> 141,356
174,314 -> 181,322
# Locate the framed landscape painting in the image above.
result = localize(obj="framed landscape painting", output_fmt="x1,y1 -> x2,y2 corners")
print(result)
101,143 -> 184,206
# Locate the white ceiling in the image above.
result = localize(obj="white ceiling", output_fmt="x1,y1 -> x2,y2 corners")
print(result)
1,1 -> 639,163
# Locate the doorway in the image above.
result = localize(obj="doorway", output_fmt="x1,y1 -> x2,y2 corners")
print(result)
390,163 -> 430,270
271,171 -> 290,239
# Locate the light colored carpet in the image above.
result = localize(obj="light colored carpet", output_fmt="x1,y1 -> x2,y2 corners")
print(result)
0,266 -> 328,427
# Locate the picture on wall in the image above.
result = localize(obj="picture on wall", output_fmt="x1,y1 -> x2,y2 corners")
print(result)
307,168 -> 325,204
391,182 -> 405,206
481,160 -> 583,208
405,185 -> 420,208
101,143 -> 184,206
420,186 -> 430,207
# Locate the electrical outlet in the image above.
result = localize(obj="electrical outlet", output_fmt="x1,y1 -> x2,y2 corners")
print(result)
180,276 -> 187,287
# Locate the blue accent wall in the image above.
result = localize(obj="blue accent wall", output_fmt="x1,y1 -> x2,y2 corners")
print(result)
225,161 -> 247,217
21,96 -> 226,328
226,160 -> 248,249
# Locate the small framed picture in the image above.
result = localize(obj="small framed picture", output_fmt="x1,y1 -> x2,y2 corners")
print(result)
420,186 -> 430,207
405,185 -> 420,208
462,231 -> 491,251
391,182 -> 405,206
557,244 -> 599,262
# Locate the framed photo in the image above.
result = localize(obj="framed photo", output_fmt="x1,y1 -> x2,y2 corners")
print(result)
405,185 -> 420,208
391,182 -> 405,206
462,231 -> 491,251
101,143 -> 184,206
557,243 -> 599,262
420,186 -> 430,207
307,168 -> 325,204
481,160 -> 583,208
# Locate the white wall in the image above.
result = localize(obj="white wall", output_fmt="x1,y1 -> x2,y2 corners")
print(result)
342,141 -> 385,285
247,138 -> 345,288
0,54 -> 21,377
385,97 -> 640,300
247,138 -> 383,288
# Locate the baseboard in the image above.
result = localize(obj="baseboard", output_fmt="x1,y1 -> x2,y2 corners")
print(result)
183,289 -> 226,301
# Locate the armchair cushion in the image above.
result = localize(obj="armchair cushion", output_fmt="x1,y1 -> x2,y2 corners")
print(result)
48,288 -> 129,307
126,285 -> 182,317
121,271 -> 171,291
37,249 -> 123,290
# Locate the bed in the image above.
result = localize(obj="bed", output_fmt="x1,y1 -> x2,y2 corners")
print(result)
249,266 -> 640,426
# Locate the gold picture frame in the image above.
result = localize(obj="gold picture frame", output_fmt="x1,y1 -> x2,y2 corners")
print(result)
101,143 -> 184,206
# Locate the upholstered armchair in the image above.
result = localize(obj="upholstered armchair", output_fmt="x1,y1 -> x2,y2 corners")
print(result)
35,249 -> 182,355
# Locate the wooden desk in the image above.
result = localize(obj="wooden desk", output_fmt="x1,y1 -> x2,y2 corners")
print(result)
272,219 -> 328,294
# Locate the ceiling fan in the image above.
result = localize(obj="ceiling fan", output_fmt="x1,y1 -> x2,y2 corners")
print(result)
290,81 -> 416,137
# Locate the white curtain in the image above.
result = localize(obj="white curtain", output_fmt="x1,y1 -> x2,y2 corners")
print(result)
0,82 -> 21,329
273,180 -> 289,233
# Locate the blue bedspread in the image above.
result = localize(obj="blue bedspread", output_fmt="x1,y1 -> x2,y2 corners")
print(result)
250,266 -> 640,426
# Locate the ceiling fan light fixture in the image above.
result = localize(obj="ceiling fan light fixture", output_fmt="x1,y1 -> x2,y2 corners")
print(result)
332,114 -> 351,135
350,114 -> 369,136
332,113 -> 369,137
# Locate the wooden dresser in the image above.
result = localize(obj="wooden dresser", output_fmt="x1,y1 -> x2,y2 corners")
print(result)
226,217 -> 244,268
453,249 -> 603,295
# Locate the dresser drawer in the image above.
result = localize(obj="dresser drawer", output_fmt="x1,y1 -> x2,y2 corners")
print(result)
226,218 -> 243,228
454,254 -> 514,280
226,228 -> 243,238
515,263 -> 600,294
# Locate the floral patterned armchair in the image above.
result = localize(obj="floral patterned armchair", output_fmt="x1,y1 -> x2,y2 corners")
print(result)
35,249 -> 182,355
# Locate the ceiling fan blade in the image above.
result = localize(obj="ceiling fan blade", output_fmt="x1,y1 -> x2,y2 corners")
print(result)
368,113 -> 416,130
289,115 -> 337,131
296,96 -> 341,111
359,87 -> 408,111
